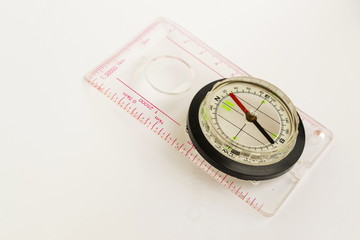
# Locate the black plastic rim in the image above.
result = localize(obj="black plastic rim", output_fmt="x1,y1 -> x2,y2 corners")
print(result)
187,79 -> 306,181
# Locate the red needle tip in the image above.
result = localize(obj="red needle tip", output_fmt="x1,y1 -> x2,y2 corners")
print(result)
229,93 -> 249,114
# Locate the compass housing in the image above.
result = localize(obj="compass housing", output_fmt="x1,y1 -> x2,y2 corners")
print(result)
187,77 -> 306,180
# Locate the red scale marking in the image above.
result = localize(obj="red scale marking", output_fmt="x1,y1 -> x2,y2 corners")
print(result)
137,112 -> 143,120
220,175 -> 227,183
151,122 -> 157,130
258,204 -> 264,211
244,192 -> 249,199
199,160 -> 205,167
185,146 -> 194,156
131,108 -> 136,115
235,186 -> 241,195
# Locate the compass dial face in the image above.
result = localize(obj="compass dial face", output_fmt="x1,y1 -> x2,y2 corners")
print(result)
199,77 -> 299,166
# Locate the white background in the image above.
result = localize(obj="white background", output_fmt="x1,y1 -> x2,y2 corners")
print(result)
1,0 -> 359,239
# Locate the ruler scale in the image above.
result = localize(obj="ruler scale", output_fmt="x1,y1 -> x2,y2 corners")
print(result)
85,18 -> 332,216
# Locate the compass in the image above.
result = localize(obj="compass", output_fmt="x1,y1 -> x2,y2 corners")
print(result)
187,76 -> 305,180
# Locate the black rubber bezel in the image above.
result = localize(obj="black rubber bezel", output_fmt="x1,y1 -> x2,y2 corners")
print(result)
187,79 -> 306,181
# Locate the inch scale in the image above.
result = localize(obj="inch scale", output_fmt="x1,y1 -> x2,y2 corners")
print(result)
85,18 -> 332,216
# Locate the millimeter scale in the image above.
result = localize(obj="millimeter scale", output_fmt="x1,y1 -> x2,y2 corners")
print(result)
85,18 -> 333,216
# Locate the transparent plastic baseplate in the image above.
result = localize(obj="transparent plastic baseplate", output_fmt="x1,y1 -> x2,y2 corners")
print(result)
85,18 -> 333,216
